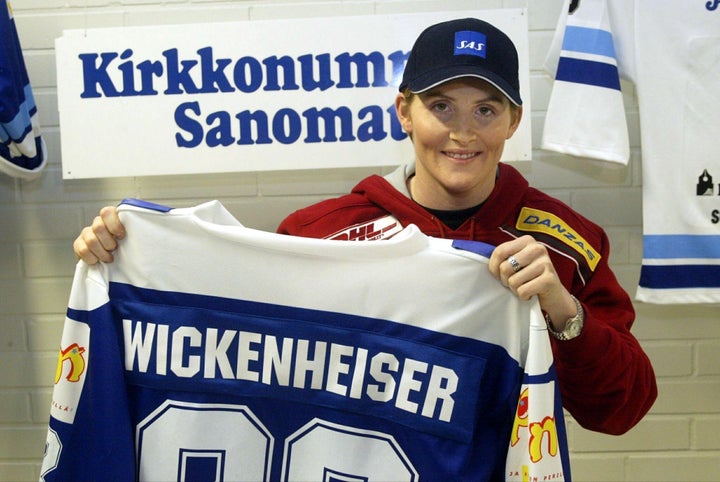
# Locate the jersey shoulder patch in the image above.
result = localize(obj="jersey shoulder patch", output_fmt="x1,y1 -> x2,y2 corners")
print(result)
515,207 -> 601,271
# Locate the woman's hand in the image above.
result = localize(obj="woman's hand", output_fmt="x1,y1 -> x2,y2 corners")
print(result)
488,235 -> 578,331
73,206 -> 125,265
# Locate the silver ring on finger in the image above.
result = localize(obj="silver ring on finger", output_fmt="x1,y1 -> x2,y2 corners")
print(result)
507,255 -> 522,273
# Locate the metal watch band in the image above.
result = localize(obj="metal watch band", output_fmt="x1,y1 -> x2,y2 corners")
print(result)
545,295 -> 584,341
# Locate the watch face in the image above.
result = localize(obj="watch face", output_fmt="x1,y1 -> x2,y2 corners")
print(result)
545,309 -> 583,340
566,320 -> 579,337
561,296 -> 584,340
564,318 -> 583,339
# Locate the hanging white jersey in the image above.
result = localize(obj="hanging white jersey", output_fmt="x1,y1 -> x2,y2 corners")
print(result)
542,0 -> 629,164
41,199 -> 570,481
543,0 -> 720,303
0,0 -> 47,180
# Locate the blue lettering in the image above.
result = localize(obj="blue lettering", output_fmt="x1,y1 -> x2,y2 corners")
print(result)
235,111 -> 273,145
335,51 -> 388,88
174,103 -> 404,148
79,50 -> 163,98
118,49 -> 140,96
174,101 -> 203,148
262,55 -> 300,91
197,47 -> 234,93
163,48 -> 200,94
303,107 -> 355,143
357,105 -> 387,142
273,108 -> 302,144
298,53 -> 334,91
233,56 -> 263,93
205,111 -> 235,147
79,52 -> 121,98
135,58 -> 163,95
79,48 -> 413,98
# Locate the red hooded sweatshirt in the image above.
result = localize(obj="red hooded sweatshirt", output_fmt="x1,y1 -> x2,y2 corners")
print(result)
278,162 -> 656,435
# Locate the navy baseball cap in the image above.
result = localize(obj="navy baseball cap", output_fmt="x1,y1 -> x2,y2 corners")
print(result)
399,18 -> 522,106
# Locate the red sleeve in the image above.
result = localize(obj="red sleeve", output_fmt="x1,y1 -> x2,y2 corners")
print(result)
277,212 -> 301,236
551,237 -> 657,435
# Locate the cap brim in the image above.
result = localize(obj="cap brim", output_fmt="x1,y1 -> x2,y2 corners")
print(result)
404,68 -> 522,106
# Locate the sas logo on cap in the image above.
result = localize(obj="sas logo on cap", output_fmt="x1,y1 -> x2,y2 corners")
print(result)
454,31 -> 487,58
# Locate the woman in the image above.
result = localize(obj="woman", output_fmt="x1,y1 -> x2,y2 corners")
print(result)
74,17 -> 656,436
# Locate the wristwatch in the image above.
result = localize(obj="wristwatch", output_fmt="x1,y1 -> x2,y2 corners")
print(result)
545,295 -> 584,341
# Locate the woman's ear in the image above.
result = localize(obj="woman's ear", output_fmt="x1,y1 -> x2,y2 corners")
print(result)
506,105 -> 523,140
395,92 -> 413,135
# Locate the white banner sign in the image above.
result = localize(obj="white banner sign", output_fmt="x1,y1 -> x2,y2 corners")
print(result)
55,10 -> 531,179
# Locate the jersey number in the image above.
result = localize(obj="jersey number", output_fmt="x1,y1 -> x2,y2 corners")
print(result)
137,400 -> 418,481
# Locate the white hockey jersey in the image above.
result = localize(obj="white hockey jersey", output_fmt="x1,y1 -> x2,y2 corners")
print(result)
41,199 -> 570,481
0,0 -> 47,180
543,0 -> 720,304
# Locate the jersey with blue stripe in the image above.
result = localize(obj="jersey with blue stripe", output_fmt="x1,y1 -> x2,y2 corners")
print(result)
542,0 -> 629,164
543,0 -> 720,303
0,1 -> 46,180
41,199 -> 570,481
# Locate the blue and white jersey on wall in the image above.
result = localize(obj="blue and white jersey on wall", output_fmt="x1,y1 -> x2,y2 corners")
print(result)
41,199 -> 570,481
0,1 -> 46,180
542,0 -> 629,164
543,0 -> 720,304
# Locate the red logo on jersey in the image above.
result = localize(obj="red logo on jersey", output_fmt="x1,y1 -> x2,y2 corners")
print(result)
326,216 -> 403,241
54,343 -> 87,384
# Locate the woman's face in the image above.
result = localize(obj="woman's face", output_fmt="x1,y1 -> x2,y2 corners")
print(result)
395,77 -> 522,210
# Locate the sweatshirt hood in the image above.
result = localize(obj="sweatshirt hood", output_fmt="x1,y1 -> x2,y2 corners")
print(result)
350,162 -> 530,239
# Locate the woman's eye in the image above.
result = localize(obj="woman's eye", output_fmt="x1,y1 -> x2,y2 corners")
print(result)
432,102 -> 450,112
477,106 -> 494,117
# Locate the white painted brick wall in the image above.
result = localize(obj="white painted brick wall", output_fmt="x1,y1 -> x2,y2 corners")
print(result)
2,1 -> 718,481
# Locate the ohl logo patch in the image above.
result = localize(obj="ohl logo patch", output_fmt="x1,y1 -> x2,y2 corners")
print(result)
54,343 -> 86,384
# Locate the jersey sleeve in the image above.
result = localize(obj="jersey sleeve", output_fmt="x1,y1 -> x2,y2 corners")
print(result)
0,0 -> 47,180
506,308 -> 571,480
40,263 -> 136,481
541,0 -> 630,164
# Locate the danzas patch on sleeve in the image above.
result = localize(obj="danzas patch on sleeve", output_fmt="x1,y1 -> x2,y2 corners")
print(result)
515,207 -> 601,271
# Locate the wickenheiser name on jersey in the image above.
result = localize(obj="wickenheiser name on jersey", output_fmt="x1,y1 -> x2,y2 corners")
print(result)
122,317 -> 475,429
